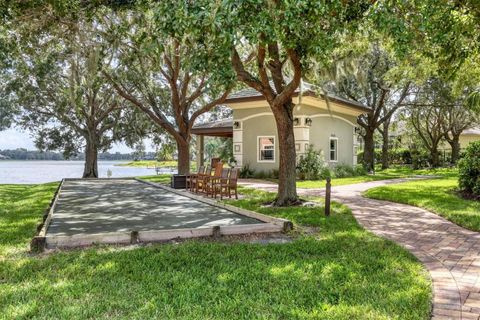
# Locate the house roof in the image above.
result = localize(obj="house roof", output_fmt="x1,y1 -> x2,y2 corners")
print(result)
225,81 -> 370,113
463,127 -> 480,135
191,119 -> 233,137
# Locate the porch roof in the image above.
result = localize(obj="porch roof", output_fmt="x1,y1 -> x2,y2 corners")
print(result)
191,119 -> 233,137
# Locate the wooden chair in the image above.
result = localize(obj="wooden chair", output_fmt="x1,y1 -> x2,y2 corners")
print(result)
203,162 -> 224,195
208,168 -> 230,198
186,166 -> 204,191
194,166 -> 212,193
218,168 -> 239,199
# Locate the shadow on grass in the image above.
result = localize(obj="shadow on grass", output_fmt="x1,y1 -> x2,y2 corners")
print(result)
1,235 -> 431,319
365,176 -> 480,231
0,183 -> 58,255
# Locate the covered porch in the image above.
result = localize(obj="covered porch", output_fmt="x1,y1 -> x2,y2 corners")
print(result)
191,119 -> 233,168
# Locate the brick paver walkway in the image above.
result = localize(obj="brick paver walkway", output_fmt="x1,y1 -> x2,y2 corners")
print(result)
239,178 -> 480,320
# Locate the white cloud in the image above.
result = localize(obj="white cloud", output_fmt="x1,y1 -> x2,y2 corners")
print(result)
0,128 -> 36,150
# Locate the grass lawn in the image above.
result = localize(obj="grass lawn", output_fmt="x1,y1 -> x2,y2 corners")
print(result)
364,173 -> 480,232
116,160 -> 178,168
0,183 -> 431,319
291,167 -> 454,188
138,174 -> 172,185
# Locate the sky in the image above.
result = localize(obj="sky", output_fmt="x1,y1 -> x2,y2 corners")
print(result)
0,127 -> 155,153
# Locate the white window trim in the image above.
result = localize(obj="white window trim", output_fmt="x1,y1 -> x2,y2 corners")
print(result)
329,137 -> 338,162
257,136 -> 276,163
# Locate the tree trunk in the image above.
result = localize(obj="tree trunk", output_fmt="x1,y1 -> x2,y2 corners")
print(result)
381,121 -> 390,170
430,148 -> 440,168
83,138 -> 98,178
448,136 -> 461,164
363,129 -> 375,172
273,104 -> 298,206
177,140 -> 190,175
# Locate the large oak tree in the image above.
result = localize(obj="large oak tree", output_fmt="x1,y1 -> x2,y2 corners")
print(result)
10,15 -> 146,177
407,79 -> 480,164
199,0 -> 372,205
103,5 -> 233,174
325,42 -> 412,171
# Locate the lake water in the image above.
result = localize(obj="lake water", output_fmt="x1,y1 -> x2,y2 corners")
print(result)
0,161 -> 176,184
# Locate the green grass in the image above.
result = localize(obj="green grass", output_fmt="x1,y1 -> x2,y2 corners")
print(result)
137,174 -> 172,185
364,174 -> 480,232
296,167 -> 456,188
0,183 -> 58,258
116,160 -> 178,168
0,183 -> 432,319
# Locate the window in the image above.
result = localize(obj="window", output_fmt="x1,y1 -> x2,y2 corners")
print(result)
329,138 -> 338,162
258,137 -> 275,162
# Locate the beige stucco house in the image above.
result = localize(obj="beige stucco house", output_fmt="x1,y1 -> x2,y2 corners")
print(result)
458,127 -> 480,148
192,85 -> 369,172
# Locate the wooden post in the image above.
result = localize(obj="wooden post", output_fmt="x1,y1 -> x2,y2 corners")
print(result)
325,177 -> 331,216
30,236 -> 46,253
130,230 -> 139,244
212,225 -> 221,238
196,135 -> 204,169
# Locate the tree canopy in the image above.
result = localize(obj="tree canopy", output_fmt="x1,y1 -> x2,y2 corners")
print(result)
103,2 -> 234,174
0,0 -> 479,193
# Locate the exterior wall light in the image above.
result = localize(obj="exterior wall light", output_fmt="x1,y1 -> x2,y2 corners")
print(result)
305,117 -> 312,126
233,121 -> 241,129
354,127 -> 361,134
293,118 -> 300,126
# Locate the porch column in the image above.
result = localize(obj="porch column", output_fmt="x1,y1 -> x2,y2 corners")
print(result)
196,135 -> 204,169
294,116 -> 310,158
233,121 -> 243,168
353,126 -> 359,165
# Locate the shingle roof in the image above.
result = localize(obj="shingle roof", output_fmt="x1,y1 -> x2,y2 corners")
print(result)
227,81 -> 312,99
192,119 -> 233,130
191,119 -> 233,137
225,81 -> 369,111
463,127 -> 480,135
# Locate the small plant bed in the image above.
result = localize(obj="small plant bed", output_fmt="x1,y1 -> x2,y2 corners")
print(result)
0,183 -> 431,319
364,174 -> 480,232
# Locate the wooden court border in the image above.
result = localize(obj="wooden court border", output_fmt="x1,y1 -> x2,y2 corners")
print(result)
31,178 -> 292,251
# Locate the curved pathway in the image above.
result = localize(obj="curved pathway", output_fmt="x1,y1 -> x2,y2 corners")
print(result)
239,178 -> 480,319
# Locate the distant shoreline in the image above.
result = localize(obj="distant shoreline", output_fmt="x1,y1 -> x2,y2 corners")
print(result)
0,159 -> 130,162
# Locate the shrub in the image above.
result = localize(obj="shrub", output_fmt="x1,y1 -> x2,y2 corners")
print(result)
333,163 -> 356,178
253,170 -> 269,179
328,163 -> 367,178
271,169 -> 280,179
238,166 -> 281,180
354,164 -> 367,176
239,164 -> 255,178
296,146 -> 326,180
356,149 -> 382,165
319,166 -> 332,179
389,148 -> 412,165
411,149 -> 430,169
458,141 -> 480,196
